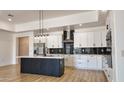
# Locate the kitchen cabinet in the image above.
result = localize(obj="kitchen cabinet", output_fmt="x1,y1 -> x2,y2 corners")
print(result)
87,32 -> 94,47
94,31 -> 102,47
74,28 -> 107,48
87,55 -> 97,69
21,58 -> 64,77
80,32 -> 87,47
47,35 -> 62,48
57,35 -> 63,48
74,55 -> 87,69
74,33 -> 80,48
101,31 -> 107,47
64,55 -> 74,67
74,32 -> 87,48
97,55 -> 103,69
65,55 -> 103,70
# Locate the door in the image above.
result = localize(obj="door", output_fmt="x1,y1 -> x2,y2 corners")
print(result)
18,37 -> 29,56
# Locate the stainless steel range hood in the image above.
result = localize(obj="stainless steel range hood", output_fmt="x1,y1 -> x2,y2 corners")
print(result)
63,26 -> 74,42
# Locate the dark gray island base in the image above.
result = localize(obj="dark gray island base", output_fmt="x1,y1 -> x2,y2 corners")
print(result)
20,57 -> 64,77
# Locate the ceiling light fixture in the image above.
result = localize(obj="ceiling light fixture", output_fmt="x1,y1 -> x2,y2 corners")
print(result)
8,18 -> 12,21
8,14 -> 14,22
79,24 -> 82,26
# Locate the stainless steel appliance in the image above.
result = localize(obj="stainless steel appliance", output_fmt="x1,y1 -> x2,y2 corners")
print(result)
34,43 -> 46,56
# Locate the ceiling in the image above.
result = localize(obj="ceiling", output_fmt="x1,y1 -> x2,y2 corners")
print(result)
0,10 -> 108,30
0,10 -> 91,24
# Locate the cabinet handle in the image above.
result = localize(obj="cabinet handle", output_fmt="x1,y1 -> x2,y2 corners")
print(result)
101,43 -> 103,46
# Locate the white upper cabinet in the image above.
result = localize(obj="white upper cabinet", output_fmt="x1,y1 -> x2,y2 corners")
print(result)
47,35 -> 63,48
101,31 -> 107,47
94,31 -> 102,47
81,32 -> 87,47
74,32 -> 87,48
74,33 -> 80,48
57,35 -> 63,48
74,27 -> 106,48
87,32 -> 94,47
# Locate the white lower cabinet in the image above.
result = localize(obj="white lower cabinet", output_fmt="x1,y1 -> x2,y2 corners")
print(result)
87,55 -> 97,69
97,56 -> 103,70
74,55 -> 87,69
64,55 -> 74,67
65,55 -> 104,70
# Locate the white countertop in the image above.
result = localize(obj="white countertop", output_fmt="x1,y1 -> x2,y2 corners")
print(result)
17,56 -> 64,59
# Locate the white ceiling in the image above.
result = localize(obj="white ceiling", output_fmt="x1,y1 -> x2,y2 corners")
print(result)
0,10 -> 90,24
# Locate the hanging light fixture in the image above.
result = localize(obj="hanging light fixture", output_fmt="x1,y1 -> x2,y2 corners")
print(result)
34,10 -> 48,41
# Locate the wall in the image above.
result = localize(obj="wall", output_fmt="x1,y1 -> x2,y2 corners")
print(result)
0,21 -> 14,31
0,30 -> 15,66
111,11 -> 124,82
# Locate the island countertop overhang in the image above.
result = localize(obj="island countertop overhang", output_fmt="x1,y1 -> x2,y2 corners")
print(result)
17,56 -> 64,59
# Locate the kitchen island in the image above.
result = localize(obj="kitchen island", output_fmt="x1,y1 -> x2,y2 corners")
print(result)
18,56 -> 64,77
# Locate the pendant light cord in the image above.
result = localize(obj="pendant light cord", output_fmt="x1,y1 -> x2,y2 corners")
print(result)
42,10 -> 44,36
39,10 -> 42,36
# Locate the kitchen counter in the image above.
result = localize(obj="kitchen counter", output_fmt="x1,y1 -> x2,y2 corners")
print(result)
20,56 -> 64,77
17,56 -> 64,59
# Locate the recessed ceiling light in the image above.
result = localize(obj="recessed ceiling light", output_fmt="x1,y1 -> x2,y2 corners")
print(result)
8,18 -> 12,22
79,24 -> 82,26
8,14 -> 14,22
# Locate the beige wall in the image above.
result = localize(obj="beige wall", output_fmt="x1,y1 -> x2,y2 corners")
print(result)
0,30 -> 15,66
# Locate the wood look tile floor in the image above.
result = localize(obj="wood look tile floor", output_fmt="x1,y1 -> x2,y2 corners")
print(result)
0,64 -> 107,82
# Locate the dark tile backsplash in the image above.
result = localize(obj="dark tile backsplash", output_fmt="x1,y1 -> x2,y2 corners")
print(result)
48,47 -> 111,55
49,48 -> 63,54
74,47 -> 111,55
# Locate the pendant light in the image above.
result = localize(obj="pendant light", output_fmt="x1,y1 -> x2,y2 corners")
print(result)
34,10 -> 48,41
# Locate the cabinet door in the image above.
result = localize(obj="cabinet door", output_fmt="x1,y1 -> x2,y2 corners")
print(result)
74,33 -> 80,48
87,55 -> 97,69
80,55 -> 87,68
74,55 -> 87,69
64,55 -> 69,66
80,32 -> 87,47
94,31 -> 102,47
87,32 -> 94,47
97,56 -> 103,70
102,31 -> 107,47
47,36 -> 52,48
47,35 -> 56,48
57,35 -> 62,48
